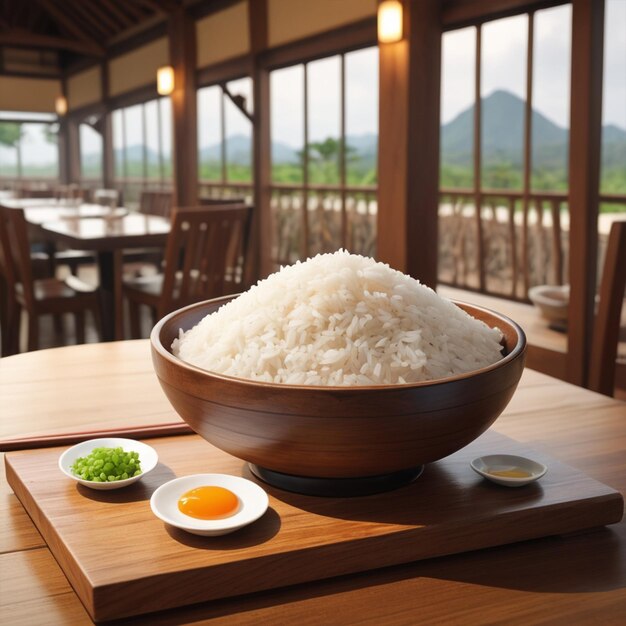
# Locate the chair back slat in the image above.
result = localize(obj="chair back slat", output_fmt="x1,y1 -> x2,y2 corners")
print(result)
0,207 -> 35,309
589,220 -> 626,396
158,204 -> 252,316
139,191 -> 173,218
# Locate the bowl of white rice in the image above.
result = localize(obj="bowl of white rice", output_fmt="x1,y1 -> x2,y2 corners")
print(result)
151,252 -> 526,496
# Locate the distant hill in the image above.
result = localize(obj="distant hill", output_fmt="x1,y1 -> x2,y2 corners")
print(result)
84,91 -> 624,178
441,89 -> 626,171
197,133 -> 378,168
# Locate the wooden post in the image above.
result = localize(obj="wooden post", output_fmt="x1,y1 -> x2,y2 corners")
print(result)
101,62 -> 115,189
66,119 -> 81,183
567,0 -> 604,387
377,0 -> 441,287
249,0 -> 272,280
169,8 -> 198,208
58,76 -> 70,185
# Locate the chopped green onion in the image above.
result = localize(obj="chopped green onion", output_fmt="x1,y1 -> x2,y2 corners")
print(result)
70,447 -> 142,482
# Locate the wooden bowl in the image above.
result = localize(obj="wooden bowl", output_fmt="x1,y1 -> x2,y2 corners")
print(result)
151,297 -> 526,486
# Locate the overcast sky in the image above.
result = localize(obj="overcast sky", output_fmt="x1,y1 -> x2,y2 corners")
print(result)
442,0 -> 626,128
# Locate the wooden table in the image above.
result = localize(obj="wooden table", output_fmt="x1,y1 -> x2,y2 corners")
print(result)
39,212 -> 169,341
5,200 -> 171,342
1,340 -> 625,624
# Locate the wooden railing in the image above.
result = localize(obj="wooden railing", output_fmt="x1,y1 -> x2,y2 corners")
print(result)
269,184 -> 377,268
113,178 -> 173,210
197,181 -> 253,203
438,189 -> 626,301
197,181 -> 377,269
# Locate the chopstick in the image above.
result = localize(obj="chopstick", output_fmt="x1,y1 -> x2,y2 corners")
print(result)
0,422 -> 194,452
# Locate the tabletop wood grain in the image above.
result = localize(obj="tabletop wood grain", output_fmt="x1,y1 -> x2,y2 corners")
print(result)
1,340 -> 625,625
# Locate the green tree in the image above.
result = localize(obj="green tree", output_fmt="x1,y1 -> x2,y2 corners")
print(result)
297,137 -> 360,185
0,122 -> 21,147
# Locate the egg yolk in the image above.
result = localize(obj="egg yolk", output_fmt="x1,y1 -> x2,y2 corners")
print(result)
178,486 -> 239,520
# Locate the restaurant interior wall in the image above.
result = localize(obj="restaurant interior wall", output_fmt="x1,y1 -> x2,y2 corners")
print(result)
267,0 -> 377,47
0,76 -> 60,113
108,38 -> 169,98
67,67 -> 102,112
196,1 -> 249,68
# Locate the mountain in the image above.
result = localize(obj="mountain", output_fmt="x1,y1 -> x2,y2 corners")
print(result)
197,133 -> 379,167
441,89 -> 626,172
83,92 -> 624,177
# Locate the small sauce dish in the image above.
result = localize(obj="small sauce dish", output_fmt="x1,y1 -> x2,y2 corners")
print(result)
471,454 -> 547,487
150,473 -> 269,536
59,437 -> 158,490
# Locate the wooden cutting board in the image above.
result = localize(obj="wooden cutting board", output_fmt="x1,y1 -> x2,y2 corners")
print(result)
5,430 -> 623,622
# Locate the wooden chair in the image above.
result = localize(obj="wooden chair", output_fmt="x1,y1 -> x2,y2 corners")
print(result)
123,204 -> 252,338
199,197 -> 246,206
122,190 -> 175,272
139,190 -> 174,218
0,206 -> 101,353
589,220 -> 626,396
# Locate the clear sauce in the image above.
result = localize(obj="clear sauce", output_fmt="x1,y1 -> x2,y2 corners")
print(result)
487,467 -> 532,478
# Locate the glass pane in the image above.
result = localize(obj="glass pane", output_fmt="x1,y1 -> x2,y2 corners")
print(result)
345,47 -> 378,188
20,123 -> 58,178
532,5 -> 572,192
307,56 -> 341,186
224,89 -> 252,182
270,64 -> 304,184
112,109 -> 124,179
197,86 -> 222,182
124,104 -> 144,178
481,15 -> 528,190
144,100 -> 161,180
601,0 -> 626,202
159,98 -> 172,179
440,27 -> 476,189
0,122 -> 20,177
79,123 -> 102,180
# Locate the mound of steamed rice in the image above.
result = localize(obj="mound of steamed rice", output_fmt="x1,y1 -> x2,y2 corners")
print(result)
172,251 -> 504,386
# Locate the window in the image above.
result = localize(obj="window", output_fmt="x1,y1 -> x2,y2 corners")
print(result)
601,0 -> 626,207
0,115 -> 59,182
439,6 -> 573,299
269,46 -> 379,267
79,122 -> 103,182
197,78 -> 253,200
112,97 -> 172,206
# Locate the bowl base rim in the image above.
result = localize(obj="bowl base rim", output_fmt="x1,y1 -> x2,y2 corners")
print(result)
248,463 -> 424,498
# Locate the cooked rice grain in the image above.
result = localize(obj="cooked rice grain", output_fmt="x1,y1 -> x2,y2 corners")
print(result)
172,251 -> 503,385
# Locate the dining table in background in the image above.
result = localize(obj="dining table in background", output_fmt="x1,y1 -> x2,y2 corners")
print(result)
1,340 -> 625,624
1,199 -> 170,341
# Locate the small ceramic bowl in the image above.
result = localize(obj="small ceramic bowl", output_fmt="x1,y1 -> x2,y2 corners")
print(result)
471,454 -> 547,487
150,473 -> 269,536
59,437 -> 158,490
528,285 -> 569,324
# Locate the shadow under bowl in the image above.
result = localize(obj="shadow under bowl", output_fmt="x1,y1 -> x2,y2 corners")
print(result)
151,295 -> 526,493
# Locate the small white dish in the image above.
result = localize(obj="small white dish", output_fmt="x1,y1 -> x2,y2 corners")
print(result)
150,473 -> 269,536
59,438 -> 158,490
471,454 -> 547,487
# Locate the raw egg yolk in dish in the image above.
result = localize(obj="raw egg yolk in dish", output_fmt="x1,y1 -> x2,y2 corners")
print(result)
178,485 -> 240,520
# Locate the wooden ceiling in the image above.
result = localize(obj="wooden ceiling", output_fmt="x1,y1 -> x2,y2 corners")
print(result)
0,0 -> 186,62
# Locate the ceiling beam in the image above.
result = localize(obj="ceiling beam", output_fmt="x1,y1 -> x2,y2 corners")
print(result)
36,0 -> 104,51
442,0 -> 566,28
68,1 -> 117,40
0,29 -> 105,56
135,0 -> 181,14
96,0 -> 135,30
